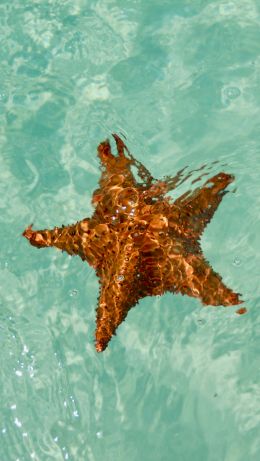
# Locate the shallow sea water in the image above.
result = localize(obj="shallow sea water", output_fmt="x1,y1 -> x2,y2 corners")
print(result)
1,1 -> 260,460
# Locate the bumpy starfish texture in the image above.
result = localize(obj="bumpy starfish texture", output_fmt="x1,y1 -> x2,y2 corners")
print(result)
23,134 -> 244,352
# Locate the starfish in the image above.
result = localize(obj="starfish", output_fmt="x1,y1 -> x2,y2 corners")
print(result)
23,134 -> 245,352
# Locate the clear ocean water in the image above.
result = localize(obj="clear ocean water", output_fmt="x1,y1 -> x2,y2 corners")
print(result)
1,1 -> 260,460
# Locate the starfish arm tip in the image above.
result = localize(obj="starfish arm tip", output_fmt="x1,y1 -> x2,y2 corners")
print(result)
95,338 -> 108,353
22,224 -> 34,239
236,307 -> 247,315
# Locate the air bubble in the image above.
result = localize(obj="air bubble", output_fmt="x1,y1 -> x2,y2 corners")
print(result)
197,318 -> 206,325
69,289 -> 78,297
117,275 -> 124,282
222,86 -> 241,106
0,92 -> 7,102
224,86 -> 241,99
233,257 -> 241,266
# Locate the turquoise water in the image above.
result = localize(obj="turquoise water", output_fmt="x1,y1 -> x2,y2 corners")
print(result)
1,1 -> 260,459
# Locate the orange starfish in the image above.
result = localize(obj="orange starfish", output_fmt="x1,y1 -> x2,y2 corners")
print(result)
23,134 -> 245,352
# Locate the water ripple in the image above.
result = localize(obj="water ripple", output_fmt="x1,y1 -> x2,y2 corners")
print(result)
1,1 -> 260,460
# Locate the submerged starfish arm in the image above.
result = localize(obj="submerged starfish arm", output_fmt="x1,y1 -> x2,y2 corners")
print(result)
132,219 -> 242,307
172,172 -> 234,239
95,135 -> 154,202
95,241 -> 141,352
96,138 -> 136,190
23,219 -> 100,267
166,252 -> 242,307
112,133 -> 154,187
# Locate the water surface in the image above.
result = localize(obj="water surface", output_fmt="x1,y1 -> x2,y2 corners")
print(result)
1,1 -> 260,460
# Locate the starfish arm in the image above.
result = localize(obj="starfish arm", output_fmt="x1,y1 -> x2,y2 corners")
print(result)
92,136 -> 138,210
92,135 -> 154,222
163,163 -> 211,193
97,137 -> 134,183
172,172 -> 234,239
23,219 -> 100,267
141,164 -> 214,201
95,241 -> 140,352
112,134 -> 154,187
167,252 -> 242,306
95,281 -> 138,352
96,134 -> 154,190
